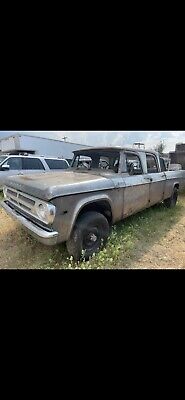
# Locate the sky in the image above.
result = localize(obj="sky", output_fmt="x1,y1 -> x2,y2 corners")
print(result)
0,131 -> 184,152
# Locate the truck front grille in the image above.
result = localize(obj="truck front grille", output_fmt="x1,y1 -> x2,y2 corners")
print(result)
6,188 -> 36,215
6,187 -> 38,218
4,186 -> 55,227
6,201 -> 54,232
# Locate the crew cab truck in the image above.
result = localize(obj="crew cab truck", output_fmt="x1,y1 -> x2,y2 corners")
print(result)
1,147 -> 181,261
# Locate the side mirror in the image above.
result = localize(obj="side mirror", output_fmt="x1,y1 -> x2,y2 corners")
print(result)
1,165 -> 10,171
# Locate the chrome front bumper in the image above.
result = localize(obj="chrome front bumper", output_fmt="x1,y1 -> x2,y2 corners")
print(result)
1,200 -> 59,246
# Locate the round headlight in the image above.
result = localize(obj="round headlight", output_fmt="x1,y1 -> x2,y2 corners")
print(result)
38,203 -> 47,219
36,203 -> 56,224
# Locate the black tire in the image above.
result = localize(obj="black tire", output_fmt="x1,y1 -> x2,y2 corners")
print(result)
164,187 -> 178,208
66,211 -> 110,261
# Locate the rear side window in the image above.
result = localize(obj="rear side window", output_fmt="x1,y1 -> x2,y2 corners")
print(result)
45,159 -> 69,170
3,157 -> 22,170
146,154 -> 158,173
22,158 -> 45,170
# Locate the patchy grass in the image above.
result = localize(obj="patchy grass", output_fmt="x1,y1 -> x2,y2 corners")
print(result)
68,195 -> 185,269
1,193 -> 185,269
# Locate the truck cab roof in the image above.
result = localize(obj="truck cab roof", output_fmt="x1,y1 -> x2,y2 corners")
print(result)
73,146 -> 159,156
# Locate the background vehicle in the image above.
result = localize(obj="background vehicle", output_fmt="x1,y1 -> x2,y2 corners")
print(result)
168,163 -> 182,171
0,155 -> 69,190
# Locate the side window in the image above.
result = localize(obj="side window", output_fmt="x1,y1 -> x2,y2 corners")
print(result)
22,158 -> 45,170
160,157 -> 166,172
3,157 -> 22,170
146,154 -> 158,173
125,153 -> 143,175
44,159 -> 69,170
101,156 -> 120,173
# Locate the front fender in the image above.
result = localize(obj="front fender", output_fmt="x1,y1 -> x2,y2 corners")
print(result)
67,193 -> 113,240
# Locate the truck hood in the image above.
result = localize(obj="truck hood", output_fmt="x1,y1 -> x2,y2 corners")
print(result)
5,170 -> 116,200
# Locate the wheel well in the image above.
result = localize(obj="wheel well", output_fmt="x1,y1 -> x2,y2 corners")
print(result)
77,200 -> 113,225
174,183 -> 179,190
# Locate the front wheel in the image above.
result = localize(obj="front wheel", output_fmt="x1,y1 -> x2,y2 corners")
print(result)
66,211 -> 110,261
164,187 -> 178,208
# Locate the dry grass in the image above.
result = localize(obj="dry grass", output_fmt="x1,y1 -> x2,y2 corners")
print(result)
1,193 -> 185,269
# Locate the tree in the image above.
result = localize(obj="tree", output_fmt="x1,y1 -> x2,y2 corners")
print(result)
154,140 -> 165,154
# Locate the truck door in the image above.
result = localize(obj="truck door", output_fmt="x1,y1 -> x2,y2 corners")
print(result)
122,152 -> 150,217
145,153 -> 166,206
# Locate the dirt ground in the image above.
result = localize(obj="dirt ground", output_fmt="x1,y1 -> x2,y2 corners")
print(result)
130,213 -> 185,269
0,205 -> 62,269
0,195 -> 185,269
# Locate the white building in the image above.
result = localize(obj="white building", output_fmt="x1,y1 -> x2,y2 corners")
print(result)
0,133 -> 89,162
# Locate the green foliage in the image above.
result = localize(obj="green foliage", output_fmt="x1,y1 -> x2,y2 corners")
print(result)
154,141 -> 166,154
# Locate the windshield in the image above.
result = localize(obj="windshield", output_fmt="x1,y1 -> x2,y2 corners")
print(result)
0,156 -> 7,165
71,151 -> 120,173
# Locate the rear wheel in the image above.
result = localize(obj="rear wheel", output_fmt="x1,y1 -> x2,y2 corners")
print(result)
164,187 -> 178,208
66,211 -> 110,261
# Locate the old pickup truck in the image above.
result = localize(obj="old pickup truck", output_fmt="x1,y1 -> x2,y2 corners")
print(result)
0,147 -> 183,261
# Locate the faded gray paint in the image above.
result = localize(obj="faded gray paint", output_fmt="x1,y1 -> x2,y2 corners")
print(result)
1,147 -> 185,246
